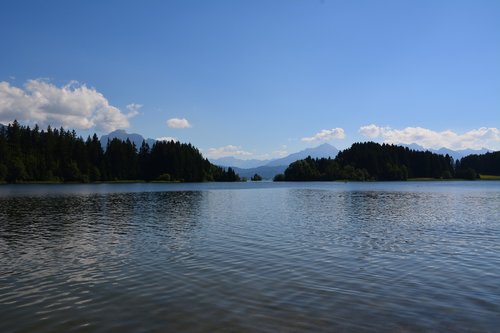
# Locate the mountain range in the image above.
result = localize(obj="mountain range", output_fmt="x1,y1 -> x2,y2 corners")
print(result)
212,143 -> 340,179
211,143 -> 340,169
210,156 -> 272,169
267,143 -> 340,167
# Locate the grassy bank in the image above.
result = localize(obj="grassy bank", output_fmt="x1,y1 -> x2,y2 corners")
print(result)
406,178 -> 464,181
480,175 -> 500,180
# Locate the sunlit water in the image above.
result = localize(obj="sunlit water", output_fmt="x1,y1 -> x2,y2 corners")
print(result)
1,182 -> 499,332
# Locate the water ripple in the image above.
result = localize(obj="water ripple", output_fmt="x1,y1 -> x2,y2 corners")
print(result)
1,182 -> 499,332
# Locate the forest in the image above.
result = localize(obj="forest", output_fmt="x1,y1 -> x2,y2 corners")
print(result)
0,121 -> 240,183
458,151 -> 500,177
275,142 -> 500,181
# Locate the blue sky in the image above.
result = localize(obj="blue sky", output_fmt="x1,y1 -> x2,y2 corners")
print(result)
1,0 -> 499,159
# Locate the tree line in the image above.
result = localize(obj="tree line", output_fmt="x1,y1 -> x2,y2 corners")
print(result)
0,121 -> 240,183
275,142 -> 499,181
458,151 -> 500,178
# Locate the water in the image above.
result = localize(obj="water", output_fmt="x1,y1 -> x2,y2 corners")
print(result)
1,182 -> 499,332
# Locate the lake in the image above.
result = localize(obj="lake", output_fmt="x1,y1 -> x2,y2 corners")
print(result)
1,181 -> 499,332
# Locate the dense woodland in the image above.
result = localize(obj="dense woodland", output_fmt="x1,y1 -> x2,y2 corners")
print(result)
276,142 -> 500,181
458,151 -> 500,177
0,121 -> 240,183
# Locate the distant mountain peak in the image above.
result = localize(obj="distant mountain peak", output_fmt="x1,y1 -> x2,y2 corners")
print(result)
402,143 -> 492,160
317,142 -> 335,148
109,129 -> 127,135
210,143 -> 339,169
100,129 -> 156,150
210,156 -> 272,169
264,144 -> 339,167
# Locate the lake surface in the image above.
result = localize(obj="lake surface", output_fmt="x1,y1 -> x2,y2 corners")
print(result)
1,181 -> 499,332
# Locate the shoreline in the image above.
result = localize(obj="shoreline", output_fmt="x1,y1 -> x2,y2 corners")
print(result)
1,176 -> 499,185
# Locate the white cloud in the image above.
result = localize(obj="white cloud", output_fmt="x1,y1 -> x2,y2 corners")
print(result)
254,145 -> 289,160
205,145 -> 252,159
358,124 -> 386,138
156,136 -> 178,142
272,145 -> 288,158
302,128 -> 345,142
359,124 -> 500,150
126,103 -> 142,117
167,117 -> 191,128
0,79 -> 136,132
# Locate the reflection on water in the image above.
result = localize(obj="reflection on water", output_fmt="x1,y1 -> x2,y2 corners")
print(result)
1,182 -> 499,332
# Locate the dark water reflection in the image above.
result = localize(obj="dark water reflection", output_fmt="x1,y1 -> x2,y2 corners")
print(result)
1,182 -> 499,332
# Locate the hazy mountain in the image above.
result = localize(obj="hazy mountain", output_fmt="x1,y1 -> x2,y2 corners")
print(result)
265,143 -> 339,167
437,148 -> 492,160
232,165 -> 287,180
212,143 -> 339,170
212,143 -> 340,179
402,143 -> 492,161
100,129 -> 156,150
211,156 -> 272,169
403,143 -> 426,151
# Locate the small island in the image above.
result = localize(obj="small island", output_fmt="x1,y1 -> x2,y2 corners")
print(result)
251,173 -> 263,181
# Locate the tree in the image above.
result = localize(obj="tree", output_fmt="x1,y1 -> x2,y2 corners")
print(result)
251,173 -> 263,181
219,167 -> 240,182
8,157 -> 28,182
0,163 -> 7,181
459,151 -> 500,177
273,174 -> 285,181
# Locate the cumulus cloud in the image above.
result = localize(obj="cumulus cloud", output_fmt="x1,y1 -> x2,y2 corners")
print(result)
167,117 -> 191,128
0,79 -> 137,132
156,136 -> 178,142
205,145 -> 252,159
358,124 -> 386,139
359,124 -> 500,150
302,128 -> 346,142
